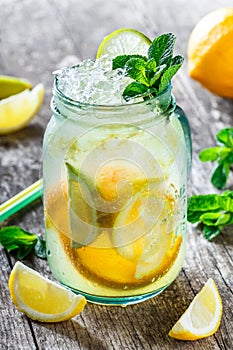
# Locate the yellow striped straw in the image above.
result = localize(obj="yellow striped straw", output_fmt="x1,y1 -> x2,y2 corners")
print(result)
0,179 -> 43,222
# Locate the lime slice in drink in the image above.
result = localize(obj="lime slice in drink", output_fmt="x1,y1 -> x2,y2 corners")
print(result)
96,28 -> 151,59
66,162 -> 99,247
0,75 -> 32,99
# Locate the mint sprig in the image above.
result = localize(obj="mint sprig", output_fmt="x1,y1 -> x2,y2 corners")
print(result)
187,190 -> 233,240
112,33 -> 184,101
148,33 -> 176,66
0,226 -> 46,259
199,128 -> 233,189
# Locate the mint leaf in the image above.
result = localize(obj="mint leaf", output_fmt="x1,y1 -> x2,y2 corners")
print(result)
112,32 -> 183,102
149,64 -> 167,86
203,225 -> 221,241
188,191 -> 233,240
125,58 -> 149,86
211,158 -> 232,190
199,128 -> 233,189
122,82 -> 157,101
145,58 -> 156,72
0,226 -> 36,255
145,58 -> 157,82
199,212 -> 226,226
188,194 -> 220,213
112,54 -> 147,70
148,33 -> 176,66
217,128 -> 233,147
0,226 -> 46,260
171,55 -> 184,66
159,60 -> 183,93
199,147 -> 222,162
34,235 -> 46,259
219,190 -> 233,211
187,210 -> 207,224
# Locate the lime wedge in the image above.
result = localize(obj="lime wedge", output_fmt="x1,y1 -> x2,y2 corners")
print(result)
96,28 -> 151,59
66,162 -> 99,247
0,75 -> 32,100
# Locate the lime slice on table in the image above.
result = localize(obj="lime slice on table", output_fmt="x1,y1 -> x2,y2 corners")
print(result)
0,75 -> 32,100
96,28 -> 151,59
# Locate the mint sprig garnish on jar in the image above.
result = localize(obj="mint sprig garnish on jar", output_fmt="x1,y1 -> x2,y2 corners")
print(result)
112,33 -> 184,101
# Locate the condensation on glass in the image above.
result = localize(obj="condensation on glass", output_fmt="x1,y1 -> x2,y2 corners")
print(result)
43,82 -> 192,305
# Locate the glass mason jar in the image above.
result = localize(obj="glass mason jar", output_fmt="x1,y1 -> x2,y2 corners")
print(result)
43,81 -> 192,306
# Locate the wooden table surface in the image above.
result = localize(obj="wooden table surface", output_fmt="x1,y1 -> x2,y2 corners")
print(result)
0,0 -> 233,349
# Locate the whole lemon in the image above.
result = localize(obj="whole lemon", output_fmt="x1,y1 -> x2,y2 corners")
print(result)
188,8 -> 233,98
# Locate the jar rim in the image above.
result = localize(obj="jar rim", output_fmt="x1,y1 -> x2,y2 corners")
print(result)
53,73 -> 172,111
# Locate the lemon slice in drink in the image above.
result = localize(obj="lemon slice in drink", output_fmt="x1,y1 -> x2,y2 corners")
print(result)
112,184 -> 182,280
0,83 -> 44,134
135,231 -> 182,280
169,278 -> 222,340
0,75 -> 32,99
96,28 -> 151,59
112,184 -> 165,260
9,261 -> 86,322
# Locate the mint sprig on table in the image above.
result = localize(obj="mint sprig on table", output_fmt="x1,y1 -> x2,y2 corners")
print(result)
112,33 -> 184,101
0,226 -> 46,259
188,190 -> 233,240
199,128 -> 233,189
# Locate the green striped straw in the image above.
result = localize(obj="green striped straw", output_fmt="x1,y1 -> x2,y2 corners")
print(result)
0,179 -> 43,222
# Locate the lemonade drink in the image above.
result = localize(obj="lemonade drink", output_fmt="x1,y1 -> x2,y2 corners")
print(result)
43,42 -> 191,305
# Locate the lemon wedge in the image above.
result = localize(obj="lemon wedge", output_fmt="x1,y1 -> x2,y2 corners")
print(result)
8,261 -> 86,322
96,28 -> 151,59
0,83 -> 44,134
0,75 -> 32,99
169,278 -> 222,340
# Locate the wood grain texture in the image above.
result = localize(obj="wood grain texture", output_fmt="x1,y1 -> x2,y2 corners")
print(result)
0,0 -> 233,349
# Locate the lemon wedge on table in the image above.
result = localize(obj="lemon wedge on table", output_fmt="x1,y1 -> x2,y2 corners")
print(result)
96,28 -> 151,59
188,8 -> 233,98
8,261 -> 86,322
0,75 -> 32,99
0,83 -> 44,135
169,278 -> 222,340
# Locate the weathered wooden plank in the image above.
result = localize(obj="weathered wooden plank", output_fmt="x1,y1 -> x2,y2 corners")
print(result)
0,0 -> 233,349
0,249 -> 38,350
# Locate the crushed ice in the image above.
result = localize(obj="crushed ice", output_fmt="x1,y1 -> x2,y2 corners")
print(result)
56,56 -> 134,105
